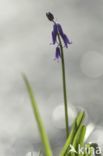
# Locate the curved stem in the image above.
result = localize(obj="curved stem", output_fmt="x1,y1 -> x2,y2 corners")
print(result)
57,33 -> 69,138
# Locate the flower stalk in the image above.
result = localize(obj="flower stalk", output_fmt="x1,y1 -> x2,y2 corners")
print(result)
57,33 -> 69,138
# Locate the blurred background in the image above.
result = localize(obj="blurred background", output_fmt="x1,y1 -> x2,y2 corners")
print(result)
0,0 -> 103,155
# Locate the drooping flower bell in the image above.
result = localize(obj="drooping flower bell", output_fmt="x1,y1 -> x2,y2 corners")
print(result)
52,23 -> 72,48
55,46 -> 61,60
52,24 -> 58,44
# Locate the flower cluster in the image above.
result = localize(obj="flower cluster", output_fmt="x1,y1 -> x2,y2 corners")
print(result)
46,12 -> 72,60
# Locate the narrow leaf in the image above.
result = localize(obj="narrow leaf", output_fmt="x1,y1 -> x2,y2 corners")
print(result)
60,112 -> 85,156
23,74 -> 52,156
79,125 -> 86,146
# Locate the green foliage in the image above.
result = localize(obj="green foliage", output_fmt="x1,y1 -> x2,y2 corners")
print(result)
23,74 -> 52,156
23,74 -> 92,156
60,112 -> 85,156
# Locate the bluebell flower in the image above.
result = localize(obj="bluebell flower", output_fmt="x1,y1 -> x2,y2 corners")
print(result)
51,23 -> 72,48
62,33 -> 72,48
55,46 -> 61,60
57,24 -> 64,37
52,24 -> 58,44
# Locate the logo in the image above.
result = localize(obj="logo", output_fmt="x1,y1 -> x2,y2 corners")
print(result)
68,144 -> 102,155
68,145 -> 77,153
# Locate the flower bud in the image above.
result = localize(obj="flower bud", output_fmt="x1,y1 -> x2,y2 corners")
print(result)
46,12 -> 54,21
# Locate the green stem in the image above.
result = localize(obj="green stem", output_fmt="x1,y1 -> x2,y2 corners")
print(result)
57,33 -> 69,138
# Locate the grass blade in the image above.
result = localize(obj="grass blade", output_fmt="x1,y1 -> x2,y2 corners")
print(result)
70,125 -> 86,156
78,125 -> 86,146
23,74 -> 52,156
60,112 -> 85,156
72,125 -> 86,148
